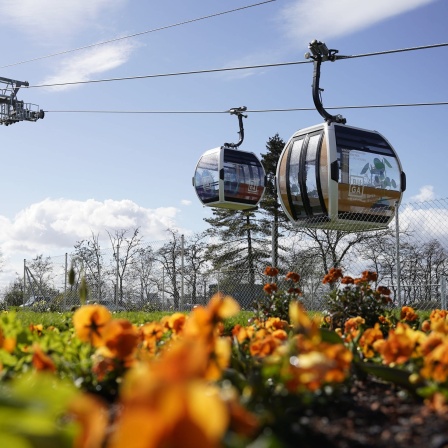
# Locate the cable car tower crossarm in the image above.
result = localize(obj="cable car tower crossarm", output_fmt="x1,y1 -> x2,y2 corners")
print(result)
0,76 -> 44,126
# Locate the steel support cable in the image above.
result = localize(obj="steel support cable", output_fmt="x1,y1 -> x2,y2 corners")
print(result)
25,42 -> 448,89
0,0 -> 276,69
44,102 -> 448,114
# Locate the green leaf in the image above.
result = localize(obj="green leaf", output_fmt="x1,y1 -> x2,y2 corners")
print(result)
355,361 -> 418,392
320,328 -> 344,344
373,159 -> 385,170
360,163 -> 370,175
383,158 -> 393,168
79,277 -> 88,306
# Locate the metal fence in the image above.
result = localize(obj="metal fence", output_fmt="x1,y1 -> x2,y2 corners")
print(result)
6,197 -> 448,312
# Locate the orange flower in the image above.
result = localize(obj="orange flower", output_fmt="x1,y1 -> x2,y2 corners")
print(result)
73,305 -> 112,347
322,267 -> 343,284
400,306 -> 418,322
344,317 -> 365,334
29,324 -> 44,336
92,357 -> 117,381
264,266 -> 279,277
249,335 -> 279,357
287,287 -> 302,295
206,293 -> 240,320
263,283 -> 278,295
32,344 -> 56,372
377,286 -> 391,296
361,270 -> 378,282
359,323 -> 384,358
232,324 -> 255,344
0,326 -> 16,353
340,276 -> 354,285
285,271 -> 300,283
343,317 -> 365,342
422,320 -> 431,332
430,309 -> 448,322
286,343 -> 352,392
140,322 -> 165,353
68,393 -> 109,448
374,323 -> 424,365
264,317 -> 289,331
421,338 -> 448,383
110,379 -> 229,448
102,319 -> 140,360
163,312 -> 187,334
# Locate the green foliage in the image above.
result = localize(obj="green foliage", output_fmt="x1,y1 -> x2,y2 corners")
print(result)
0,372 -> 78,448
256,286 -> 300,323
322,271 -> 392,329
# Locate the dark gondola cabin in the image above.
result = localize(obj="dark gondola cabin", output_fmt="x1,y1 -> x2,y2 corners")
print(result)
276,122 -> 406,230
193,146 -> 266,210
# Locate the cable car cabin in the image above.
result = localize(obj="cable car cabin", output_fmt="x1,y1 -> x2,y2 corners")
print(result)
193,146 -> 266,210
276,122 -> 406,231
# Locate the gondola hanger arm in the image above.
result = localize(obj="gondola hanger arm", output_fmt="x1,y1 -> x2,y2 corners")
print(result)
305,40 -> 346,124
224,106 -> 247,148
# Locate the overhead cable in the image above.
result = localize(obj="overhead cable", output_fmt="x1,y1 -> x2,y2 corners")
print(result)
44,101 -> 448,114
0,0 -> 276,69
26,42 -> 448,89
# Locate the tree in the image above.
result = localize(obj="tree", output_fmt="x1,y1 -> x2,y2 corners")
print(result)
108,228 -> 142,304
204,208 -> 270,290
73,232 -> 105,301
258,133 -> 291,268
184,232 -> 210,305
155,229 -> 183,309
128,245 -> 157,304
3,277 -> 24,307
25,254 -> 55,298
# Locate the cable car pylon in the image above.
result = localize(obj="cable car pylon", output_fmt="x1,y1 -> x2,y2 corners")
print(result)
0,76 -> 44,126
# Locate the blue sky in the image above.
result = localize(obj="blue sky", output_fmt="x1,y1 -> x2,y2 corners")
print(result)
0,0 -> 447,285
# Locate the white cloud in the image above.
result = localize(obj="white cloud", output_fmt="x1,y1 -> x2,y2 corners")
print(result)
181,200 -> 192,206
279,0 -> 437,42
0,0 -> 127,40
39,41 -> 138,90
0,198 -> 185,289
0,198 -> 180,257
410,185 -> 435,202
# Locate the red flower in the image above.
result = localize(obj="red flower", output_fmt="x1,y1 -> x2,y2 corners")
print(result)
340,276 -> 354,285
263,283 -> 278,295
264,266 -> 279,277
285,272 -> 300,283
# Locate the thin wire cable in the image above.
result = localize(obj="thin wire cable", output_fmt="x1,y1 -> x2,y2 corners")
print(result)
26,42 -> 448,89
28,60 -> 309,88
0,0 -> 276,69
44,101 -> 448,114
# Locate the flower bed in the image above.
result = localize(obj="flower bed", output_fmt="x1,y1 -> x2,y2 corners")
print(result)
0,269 -> 447,447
